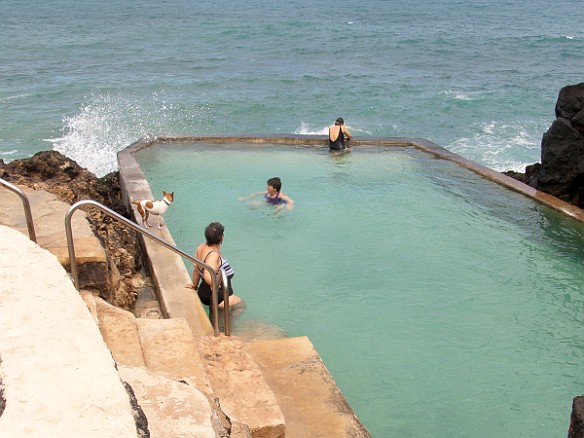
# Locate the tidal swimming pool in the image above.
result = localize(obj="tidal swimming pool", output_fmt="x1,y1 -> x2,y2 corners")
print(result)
136,142 -> 584,437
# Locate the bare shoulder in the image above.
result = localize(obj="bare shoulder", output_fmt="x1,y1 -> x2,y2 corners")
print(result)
204,250 -> 221,268
195,243 -> 206,257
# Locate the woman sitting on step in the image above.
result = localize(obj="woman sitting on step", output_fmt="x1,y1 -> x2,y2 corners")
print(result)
186,222 -> 241,309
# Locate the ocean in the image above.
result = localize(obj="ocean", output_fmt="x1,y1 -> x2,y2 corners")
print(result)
1,0 -> 583,177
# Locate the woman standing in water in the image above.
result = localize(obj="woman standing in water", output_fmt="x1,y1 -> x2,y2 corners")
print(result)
328,117 -> 352,151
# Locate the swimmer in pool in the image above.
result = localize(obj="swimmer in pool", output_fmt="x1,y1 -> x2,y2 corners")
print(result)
239,177 -> 295,211
328,117 -> 352,152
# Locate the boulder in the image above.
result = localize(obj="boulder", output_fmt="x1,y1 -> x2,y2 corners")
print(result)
538,115 -> 584,206
504,82 -> 584,209
556,83 -> 584,121
569,396 -> 584,438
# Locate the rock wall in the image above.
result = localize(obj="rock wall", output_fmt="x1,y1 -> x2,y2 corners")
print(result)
506,82 -> 584,209
0,151 -> 143,309
538,83 -> 584,207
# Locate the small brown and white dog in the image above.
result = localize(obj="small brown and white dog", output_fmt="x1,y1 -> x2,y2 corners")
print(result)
132,191 -> 174,229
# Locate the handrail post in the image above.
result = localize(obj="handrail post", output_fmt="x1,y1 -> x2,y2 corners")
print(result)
220,268 -> 230,336
65,199 -> 225,336
0,179 -> 37,242
64,208 -> 79,289
211,272 -> 219,335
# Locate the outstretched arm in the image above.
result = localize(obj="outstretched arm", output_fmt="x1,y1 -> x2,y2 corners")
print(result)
238,191 -> 265,201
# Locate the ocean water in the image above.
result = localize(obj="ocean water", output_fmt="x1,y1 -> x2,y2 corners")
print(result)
1,0 -> 584,176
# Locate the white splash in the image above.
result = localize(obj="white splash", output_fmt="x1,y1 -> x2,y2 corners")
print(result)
49,92 -> 176,177
294,122 -> 329,136
448,120 -> 543,173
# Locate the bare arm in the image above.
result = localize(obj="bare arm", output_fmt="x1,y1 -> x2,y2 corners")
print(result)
342,126 -> 352,139
280,192 -> 295,210
201,251 -> 221,286
187,263 -> 201,290
239,191 -> 265,200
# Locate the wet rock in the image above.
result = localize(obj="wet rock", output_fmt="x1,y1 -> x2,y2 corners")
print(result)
538,110 -> 584,206
569,396 -> 584,438
505,82 -> 584,209
0,150 -> 144,309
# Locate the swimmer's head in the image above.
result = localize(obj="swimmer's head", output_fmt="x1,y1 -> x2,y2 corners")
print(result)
267,177 -> 282,192
205,222 -> 224,245
335,117 -> 344,125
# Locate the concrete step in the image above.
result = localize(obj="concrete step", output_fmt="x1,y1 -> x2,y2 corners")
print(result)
198,335 -> 286,438
87,293 -> 369,437
247,336 -> 372,438
117,365 -> 215,438
85,297 -> 218,437
136,318 -> 213,399
0,185 -> 107,289
92,294 -> 146,368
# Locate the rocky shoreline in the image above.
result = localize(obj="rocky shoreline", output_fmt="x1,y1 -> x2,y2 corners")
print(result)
0,151 -> 144,309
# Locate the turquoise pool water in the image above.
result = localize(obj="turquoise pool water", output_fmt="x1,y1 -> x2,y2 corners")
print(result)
136,142 -> 584,437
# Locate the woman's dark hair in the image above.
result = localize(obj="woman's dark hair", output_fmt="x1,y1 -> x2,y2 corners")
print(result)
335,117 -> 344,125
205,222 -> 224,245
267,177 -> 282,192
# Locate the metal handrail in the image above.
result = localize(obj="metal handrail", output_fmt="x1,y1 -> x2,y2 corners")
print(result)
64,199 -> 230,336
0,178 -> 37,242
219,268 -> 230,335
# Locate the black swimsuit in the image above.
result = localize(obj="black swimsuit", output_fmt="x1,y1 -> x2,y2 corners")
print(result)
196,250 -> 234,306
329,125 -> 346,151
